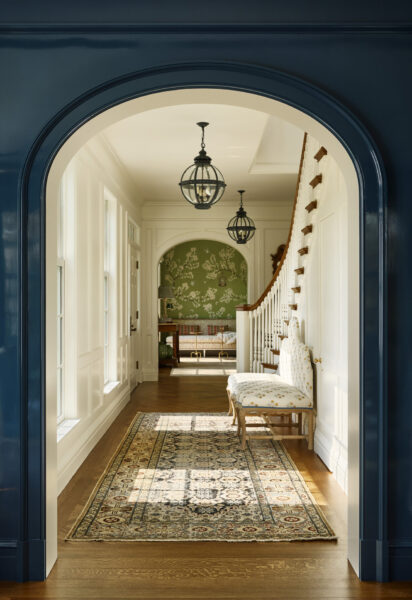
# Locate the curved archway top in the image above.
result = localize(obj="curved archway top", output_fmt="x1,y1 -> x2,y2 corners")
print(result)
30,61 -> 387,582
155,231 -> 252,269
48,85 -> 360,205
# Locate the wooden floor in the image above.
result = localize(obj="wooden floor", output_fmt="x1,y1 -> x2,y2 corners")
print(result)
2,368 -> 412,598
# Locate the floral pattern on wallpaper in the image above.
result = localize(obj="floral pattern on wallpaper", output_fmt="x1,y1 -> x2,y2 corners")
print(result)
161,240 -> 247,319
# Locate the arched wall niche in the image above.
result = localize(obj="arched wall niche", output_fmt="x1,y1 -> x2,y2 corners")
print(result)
156,236 -> 249,323
27,63 -> 385,583
155,232 -> 252,300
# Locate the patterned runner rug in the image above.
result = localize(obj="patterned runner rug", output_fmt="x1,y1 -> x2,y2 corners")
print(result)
67,413 -> 336,542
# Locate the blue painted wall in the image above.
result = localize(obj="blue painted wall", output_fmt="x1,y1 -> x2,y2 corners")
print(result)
1,0 -> 412,582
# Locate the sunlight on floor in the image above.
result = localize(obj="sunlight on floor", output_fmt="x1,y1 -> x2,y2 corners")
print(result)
171,357 -> 237,376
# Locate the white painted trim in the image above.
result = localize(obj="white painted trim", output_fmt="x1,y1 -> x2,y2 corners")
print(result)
142,368 -> 158,381
315,425 -> 348,493
57,386 -> 130,494
46,87 -> 360,577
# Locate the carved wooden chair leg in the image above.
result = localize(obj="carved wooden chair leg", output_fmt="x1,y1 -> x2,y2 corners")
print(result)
231,399 -> 237,425
307,411 -> 314,450
227,389 -> 232,416
236,405 -> 241,436
298,412 -> 303,435
239,409 -> 247,450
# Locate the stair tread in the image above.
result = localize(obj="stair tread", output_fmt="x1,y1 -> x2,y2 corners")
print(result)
301,224 -> 313,235
309,174 -> 323,188
261,362 -> 278,370
298,246 -> 309,255
270,349 -> 280,355
295,267 -> 305,275
305,200 -> 318,213
314,146 -> 328,162
292,286 -> 301,293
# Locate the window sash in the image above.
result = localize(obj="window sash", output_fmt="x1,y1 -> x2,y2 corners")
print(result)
57,262 -> 64,423
104,272 -> 109,384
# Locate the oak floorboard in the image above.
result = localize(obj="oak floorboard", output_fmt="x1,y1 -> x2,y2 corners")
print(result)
1,368 -> 412,598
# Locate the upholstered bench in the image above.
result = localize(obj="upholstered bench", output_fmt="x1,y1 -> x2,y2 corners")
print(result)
227,318 -> 314,450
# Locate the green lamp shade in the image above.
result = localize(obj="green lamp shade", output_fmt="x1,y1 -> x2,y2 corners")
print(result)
158,285 -> 174,299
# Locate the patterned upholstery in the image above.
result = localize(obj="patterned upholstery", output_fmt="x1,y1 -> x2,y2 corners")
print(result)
233,378 -> 312,408
227,372 -> 278,395
207,324 -> 228,335
278,318 -> 313,402
178,324 -> 200,334
228,317 -> 313,408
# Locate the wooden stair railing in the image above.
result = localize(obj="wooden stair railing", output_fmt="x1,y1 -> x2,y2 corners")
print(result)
236,134 -> 325,373
236,133 -> 308,314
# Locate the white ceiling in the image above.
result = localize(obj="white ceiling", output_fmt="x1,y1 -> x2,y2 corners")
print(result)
102,103 -> 304,206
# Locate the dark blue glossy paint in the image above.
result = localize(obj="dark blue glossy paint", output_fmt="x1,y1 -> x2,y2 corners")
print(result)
0,1 -> 411,582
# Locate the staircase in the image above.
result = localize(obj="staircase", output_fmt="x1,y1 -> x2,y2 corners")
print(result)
236,133 -> 328,373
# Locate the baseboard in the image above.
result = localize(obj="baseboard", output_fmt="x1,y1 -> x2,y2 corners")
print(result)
57,387 -> 130,494
0,539 -> 45,582
143,368 -> 158,381
389,541 -> 412,581
0,541 -> 18,581
314,424 -> 348,492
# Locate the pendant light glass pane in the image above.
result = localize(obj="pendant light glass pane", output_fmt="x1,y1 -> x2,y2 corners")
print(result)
179,123 -> 226,209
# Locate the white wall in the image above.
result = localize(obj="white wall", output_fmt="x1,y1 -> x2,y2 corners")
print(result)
140,200 -> 292,380
300,152 -> 349,493
51,136 -> 142,495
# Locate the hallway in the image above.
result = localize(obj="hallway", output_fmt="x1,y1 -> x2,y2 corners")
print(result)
2,372 -> 412,598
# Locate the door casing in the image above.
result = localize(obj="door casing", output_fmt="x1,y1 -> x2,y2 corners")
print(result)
22,62 -> 387,581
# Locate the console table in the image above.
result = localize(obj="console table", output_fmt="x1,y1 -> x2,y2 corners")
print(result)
158,322 -> 180,367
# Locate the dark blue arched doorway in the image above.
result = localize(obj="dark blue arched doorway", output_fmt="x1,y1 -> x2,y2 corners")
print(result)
22,63 -> 387,581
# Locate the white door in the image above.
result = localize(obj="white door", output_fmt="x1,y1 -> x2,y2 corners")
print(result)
307,162 -> 348,492
129,244 -> 140,390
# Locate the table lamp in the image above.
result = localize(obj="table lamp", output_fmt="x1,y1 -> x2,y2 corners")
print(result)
158,285 -> 174,322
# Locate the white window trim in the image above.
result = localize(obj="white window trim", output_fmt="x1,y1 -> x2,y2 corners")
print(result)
103,270 -> 110,385
57,258 -> 65,425
103,190 -> 118,388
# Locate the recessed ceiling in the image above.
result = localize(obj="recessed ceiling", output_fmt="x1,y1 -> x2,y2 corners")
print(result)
102,103 -> 304,205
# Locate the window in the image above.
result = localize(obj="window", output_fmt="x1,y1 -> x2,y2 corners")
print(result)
57,262 -> 64,422
57,185 -> 65,423
104,270 -> 109,383
104,193 -> 117,387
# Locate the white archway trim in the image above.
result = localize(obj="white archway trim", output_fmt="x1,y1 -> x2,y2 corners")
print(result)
45,86 -> 360,577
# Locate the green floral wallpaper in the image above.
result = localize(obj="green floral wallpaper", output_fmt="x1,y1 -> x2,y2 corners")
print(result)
160,240 -> 247,319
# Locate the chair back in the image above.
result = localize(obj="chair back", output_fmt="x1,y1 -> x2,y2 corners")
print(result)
278,317 -> 313,401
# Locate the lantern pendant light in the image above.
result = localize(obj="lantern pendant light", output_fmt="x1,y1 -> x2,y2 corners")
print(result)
179,122 -> 226,209
227,190 -> 256,244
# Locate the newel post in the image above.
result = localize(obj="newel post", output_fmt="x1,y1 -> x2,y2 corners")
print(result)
236,305 -> 250,372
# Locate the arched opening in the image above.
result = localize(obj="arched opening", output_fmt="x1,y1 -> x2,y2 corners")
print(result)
23,66 -> 386,582
157,239 -> 247,371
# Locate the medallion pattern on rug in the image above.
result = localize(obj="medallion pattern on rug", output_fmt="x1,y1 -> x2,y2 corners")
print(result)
67,413 -> 336,542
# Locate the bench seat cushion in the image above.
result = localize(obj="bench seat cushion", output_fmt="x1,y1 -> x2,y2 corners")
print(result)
227,372 -> 279,394
229,374 -> 312,409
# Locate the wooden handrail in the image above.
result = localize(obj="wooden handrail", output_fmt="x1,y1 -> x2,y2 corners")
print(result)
237,132 -> 308,312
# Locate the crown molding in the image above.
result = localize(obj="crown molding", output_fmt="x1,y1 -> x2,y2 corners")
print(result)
1,22 -> 412,34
